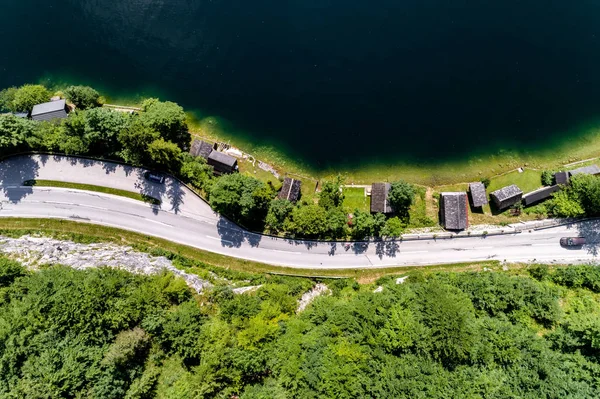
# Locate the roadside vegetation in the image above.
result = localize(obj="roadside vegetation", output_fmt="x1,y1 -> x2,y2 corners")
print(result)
1,255 -> 600,397
23,179 -> 161,205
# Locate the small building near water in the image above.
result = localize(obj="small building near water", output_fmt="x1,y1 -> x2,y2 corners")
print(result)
522,185 -> 560,206
190,139 -> 216,159
439,192 -> 468,230
31,99 -> 69,122
568,164 -> 600,177
554,171 -> 570,185
370,183 -> 392,214
278,177 -> 301,202
490,184 -> 523,210
468,182 -> 488,208
207,150 -> 238,175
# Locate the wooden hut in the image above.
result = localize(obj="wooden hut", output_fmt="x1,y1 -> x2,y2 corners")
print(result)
31,99 -> 69,122
439,192 -> 468,230
468,182 -> 488,208
190,139 -> 215,159
522,185 -> 560,206
569,164 -> 600,177
490,184 -> 523,210
554,171 -> 569,185
278,177 -> 301,202
207,150 -> 238,175
370,183 -> 392,214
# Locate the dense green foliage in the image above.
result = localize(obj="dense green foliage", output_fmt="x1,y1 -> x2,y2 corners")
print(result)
388,180 -> 416,217
1,84 -> 51,112
542,174 -> 600,218
64,85 -> 102,110
2,259 -> 600,397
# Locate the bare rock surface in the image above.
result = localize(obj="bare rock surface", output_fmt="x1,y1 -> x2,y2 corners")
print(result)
297,283 -> 330,313
0,235 -> 213,293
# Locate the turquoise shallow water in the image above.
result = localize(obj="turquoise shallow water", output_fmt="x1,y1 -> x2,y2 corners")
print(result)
1,1 -> 600,169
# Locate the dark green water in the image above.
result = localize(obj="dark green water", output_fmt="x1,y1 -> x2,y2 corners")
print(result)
2,1 -> 600,169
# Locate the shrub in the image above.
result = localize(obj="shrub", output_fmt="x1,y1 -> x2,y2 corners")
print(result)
541,170 -> 554,186
64,85 -> 102,110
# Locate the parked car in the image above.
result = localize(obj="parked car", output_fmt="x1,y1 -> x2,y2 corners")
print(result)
560,237 -> 586,247
144,172 -> 165,184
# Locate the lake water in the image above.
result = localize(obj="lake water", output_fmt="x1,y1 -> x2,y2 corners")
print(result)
2,0 -> 600,169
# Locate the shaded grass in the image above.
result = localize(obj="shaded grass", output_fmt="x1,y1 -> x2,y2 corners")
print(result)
0,218 -> 501,280
24,179 -> 161,205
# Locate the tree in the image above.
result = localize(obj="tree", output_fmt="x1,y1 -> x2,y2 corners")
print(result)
0,87 -> 17,112
545,190 -> 584,218
326,207 -> 348,238
571,174 -> 600,216
12,84 -> 51,112
118,120 -> 160,166
351,209 -> 375,239
58,111 -> 90,155
388,180 -> 415,216
318,176 -> 345,210
265,199 -> 294,233
147,138 -> 183,172
179,154 -> 213,191
541,170 -> 554,186
139,99 -> 189,150
64,85 -> 102,110
284,205 -> 328,237
381,217 -> 405,238
84,107 -> 131,155
209,174 -> 272,228
0,114 -> 35,155
372,212 -> 387,237
0,257 -> 26,287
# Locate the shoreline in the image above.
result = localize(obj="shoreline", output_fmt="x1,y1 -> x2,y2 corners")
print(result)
186,111 -> 600,187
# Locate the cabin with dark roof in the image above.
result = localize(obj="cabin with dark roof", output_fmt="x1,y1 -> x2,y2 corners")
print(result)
370,183 -> 392,214
569,164 -> 600,177
278,177 -> 301,202
554,171 -> 569,185
207,150 -> 238,175
490,184 -> 523,210
522,185 -> 560,206
190,139 -> 215,159
468,182 -> 488,208
31,99 -> 69,122
439,192 -> 468,230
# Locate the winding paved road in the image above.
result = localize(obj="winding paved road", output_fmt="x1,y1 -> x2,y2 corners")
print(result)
0,155 -> 598,269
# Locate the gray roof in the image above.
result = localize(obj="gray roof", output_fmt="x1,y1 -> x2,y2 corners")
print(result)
468,182 -> 488,207
278,178 -> 301,202
440,192 -> 468,230
208,150 -> 238,168
523,185 -> 560,206
31,99 -> 68,121
370,183 -> 392,214
190,139 -> 214,159
569,164 -> 600,177
490,184 -> 522,202
554,171 -> 569,185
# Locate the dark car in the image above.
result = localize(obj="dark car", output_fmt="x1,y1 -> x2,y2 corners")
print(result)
560,237 -> 586,247
144,172 -> 165,184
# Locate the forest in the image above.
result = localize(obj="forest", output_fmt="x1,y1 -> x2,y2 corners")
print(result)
1,255 -> 600,398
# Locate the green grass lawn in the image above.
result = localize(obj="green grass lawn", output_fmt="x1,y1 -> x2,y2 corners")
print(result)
342,187 -> 369,212
486,169 -> 543,195
23,180 -> 161,205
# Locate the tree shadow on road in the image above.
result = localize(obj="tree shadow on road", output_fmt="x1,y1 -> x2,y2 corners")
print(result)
134,169 -> 166,215
0,156 -> 39,203
217,217 -> 244,248
375,240 -> 399,259
574,220 -> 600,257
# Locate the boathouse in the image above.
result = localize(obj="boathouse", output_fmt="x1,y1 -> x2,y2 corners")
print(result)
439,192 -> 468,230
278,177 -> 301,202
207,150 -> 238,175
554,171 -> 569,185
568,164 -> 600,177
490,184 -> 523,210
522,185 -> 560,206
468,182 -> 488,208
370,183 -> 392,214
190,139 -> 216,159
31,99 -> 69,122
